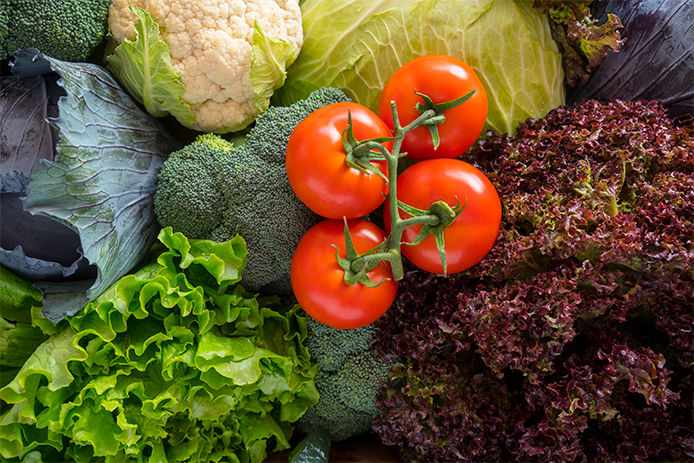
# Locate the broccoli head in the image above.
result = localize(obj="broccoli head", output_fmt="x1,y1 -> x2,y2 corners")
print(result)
154,87 -> 350,292
1,0 -> 111,61
298,318 -> 393,442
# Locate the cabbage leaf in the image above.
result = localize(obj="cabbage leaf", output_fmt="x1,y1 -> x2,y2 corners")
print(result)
568,0 -> 694,116
276,0 -> 565,136
10,49 -> 179,322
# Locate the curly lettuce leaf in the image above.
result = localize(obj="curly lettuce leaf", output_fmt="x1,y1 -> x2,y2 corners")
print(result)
107,6 -> 196,126
0,268 -> 55,388
0,229 -> 317,462
276,0 -> 565,136
10,48 -> 179,322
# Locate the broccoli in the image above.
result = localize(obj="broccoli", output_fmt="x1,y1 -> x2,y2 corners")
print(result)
1,0 -> 111,61
154,87 -> 350,292
297,318 -> 393,442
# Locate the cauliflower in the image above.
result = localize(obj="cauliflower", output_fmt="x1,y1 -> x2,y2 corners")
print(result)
108,0 -> 302,133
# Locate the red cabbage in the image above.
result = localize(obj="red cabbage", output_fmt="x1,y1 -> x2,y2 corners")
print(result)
1,49 -> 178,321
568,0 -> 694,115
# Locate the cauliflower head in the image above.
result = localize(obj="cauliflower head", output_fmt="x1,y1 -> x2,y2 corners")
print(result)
108,0 -> 303,133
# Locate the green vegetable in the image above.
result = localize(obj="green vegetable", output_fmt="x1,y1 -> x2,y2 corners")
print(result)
0,0 -> 110,61
154,88 -> 350,292
107,7 -> 196,127
297,318 -> 392,442
10,49 -> 179,322
275,0 -> 565,136
288,428 -> 330,463
0,228 -> 318,462
0,267 -> 53,388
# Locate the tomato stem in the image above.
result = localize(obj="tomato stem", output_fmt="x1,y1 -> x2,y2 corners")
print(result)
342,92 -> 472,285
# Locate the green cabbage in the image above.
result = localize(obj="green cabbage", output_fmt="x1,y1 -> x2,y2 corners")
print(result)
0,228 -> 318,463
276,0 -> 565,136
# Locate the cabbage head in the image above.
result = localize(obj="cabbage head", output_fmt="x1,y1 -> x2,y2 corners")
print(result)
276,0 -> 565,137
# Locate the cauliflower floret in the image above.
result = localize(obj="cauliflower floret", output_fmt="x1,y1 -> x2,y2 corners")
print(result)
108,0 -> 303,132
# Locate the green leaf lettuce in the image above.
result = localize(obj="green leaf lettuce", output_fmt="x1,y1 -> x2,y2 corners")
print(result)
0,228 -> 318,462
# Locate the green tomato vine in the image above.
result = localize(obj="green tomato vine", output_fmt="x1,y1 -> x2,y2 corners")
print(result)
336,90 -> 476,285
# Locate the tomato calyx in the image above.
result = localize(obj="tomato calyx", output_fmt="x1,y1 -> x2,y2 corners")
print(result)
414,89 -> 477,150
342,112 -> 393,181
333,219 -> 389,287
397,198 -> 467,276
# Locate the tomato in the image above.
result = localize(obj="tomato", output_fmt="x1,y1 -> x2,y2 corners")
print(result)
291,219 -> 397,329
384,159 -> 501,274
378,54 -> 488,160
286,102 -> 393,219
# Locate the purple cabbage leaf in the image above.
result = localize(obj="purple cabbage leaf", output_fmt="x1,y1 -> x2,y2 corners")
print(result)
568,0 -> 694,115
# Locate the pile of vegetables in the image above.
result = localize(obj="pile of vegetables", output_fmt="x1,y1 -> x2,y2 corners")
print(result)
373,99 -> 693,461
0,229 -> 317,462
153,88 -> 349,293
1,0 -> 693,461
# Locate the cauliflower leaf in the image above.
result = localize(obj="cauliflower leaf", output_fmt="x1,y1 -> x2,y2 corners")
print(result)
107,6 -> 195,126
250,21 -> 300,114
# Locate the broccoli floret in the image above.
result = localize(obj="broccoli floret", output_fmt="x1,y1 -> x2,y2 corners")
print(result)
2,0 -> 111,61
154,87 -> 350,292
304,317 -> 377,372
298,318 -> 393,442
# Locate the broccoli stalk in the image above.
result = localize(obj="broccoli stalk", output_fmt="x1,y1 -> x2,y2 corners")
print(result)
1,0 -> 111,61
153,87 -> 350,292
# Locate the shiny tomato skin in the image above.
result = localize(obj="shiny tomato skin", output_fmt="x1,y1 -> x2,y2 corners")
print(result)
286,102 -> 392,219
378,54 -> 488,160
291,219 -> 397,329
384,159 -> 501,274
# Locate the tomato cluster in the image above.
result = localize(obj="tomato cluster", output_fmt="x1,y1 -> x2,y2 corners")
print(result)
286,54 -> 501,329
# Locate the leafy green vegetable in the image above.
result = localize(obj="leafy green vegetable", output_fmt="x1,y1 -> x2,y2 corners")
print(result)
0,228 -> 318,462
0,73 -> 95,284
289,429 -> 330,463
533,0 -> 624,86
107,6 -> 196,126
374,100 -> 693,462
276,0 -> 565,136
10,49 -> 179,322
568,0 -> 694,116
0,267 -> 51,388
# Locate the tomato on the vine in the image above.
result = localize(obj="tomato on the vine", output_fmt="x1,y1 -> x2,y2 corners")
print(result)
378,54 -> 488,160
384,159 -> 501,274
291,219 -> 397,329
286,102 -> 393,219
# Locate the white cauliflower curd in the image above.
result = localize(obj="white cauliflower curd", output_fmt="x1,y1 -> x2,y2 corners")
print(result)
108,0 -> 303,133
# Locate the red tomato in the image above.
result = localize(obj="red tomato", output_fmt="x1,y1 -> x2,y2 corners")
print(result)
291,219 -> 397,329
378,54 -> 488,160
286,103 -> 392,219
384,159 -> 501,274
